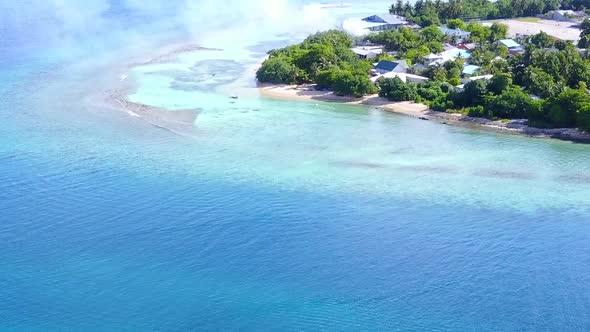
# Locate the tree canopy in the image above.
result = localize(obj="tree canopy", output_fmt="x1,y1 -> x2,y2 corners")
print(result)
257,30 -> 376,97
390,0 -> 561,23
259,3 -> 590,132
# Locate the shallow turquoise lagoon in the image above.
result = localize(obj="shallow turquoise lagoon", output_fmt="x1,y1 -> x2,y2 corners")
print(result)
1,0 -> 590,330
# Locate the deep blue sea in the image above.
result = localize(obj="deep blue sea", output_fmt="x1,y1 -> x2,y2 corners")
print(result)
1,1 -> 590,330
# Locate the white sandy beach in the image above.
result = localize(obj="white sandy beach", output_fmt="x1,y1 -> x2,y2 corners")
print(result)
258,84 -> 430,116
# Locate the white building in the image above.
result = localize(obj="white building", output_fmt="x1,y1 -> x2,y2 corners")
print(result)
371,72 -> 429,84
498,39 -> 524,53
351,46 -> 384,60
545,10 -> 586,22
361,14 -> 409,32
461,74 -> 493,84
424,53 -> 443,66
439,27 -> 472,43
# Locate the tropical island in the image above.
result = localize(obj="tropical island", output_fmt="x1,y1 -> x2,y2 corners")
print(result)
256,0 -> 590,138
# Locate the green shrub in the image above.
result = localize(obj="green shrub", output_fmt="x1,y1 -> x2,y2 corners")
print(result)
488,73 -> 512,95
460,79 -> 490,106
315,68 -> 340,90
378,77 -> 417,101
256,57 -> 299,84
485,86 -> 540,119
429,98 -> 454,112
332,71 -> 376,97
447,19 -> 466,30
465,105 -> 492,118
541,88 -> 590,128
448,77 -> 461,86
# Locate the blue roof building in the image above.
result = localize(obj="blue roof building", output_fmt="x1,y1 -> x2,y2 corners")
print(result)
462,65 -> 481,75
444,49 -> 471,59
362,14 -> 408,31
374,60 -> 410,74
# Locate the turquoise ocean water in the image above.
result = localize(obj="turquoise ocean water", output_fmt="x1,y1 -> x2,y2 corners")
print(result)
1,1 -> 590,330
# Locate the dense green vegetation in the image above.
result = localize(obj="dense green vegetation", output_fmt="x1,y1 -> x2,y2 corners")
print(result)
389,0 -> 564,25
367,26 -> 443,55
257,0 -> 590,132
578,18 -> 590,48
377,34 -> 590,132
365,26 -> 447,68
256,30 -> 377,97
366,21 -> 509,70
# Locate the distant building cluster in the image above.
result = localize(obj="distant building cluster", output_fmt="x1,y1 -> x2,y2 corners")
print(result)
347,13 -> 535,87
543,10 -> 586,22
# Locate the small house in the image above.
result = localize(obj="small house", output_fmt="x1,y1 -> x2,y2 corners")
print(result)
371,72 -> 429,84
439,27 -> 472,43
362,14 -> 409,32
403,73 -> 430,83
374,60 -> 410,74
545,10 -> 586,22
459,43 -> 477,51
352,46 -> 383,60
443,48 -> 471,60
424,53 -> 443,66
498,39 -> 524,53
461,74 -> 493,84
424,48 -> 471,67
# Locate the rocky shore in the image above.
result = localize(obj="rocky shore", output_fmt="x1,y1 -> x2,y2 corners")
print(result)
413,110 -> 590,143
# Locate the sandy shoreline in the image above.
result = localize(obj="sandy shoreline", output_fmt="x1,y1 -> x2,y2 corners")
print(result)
259,83 -> 430,116
101,40 -> 590,143
87,42 -> 209,137
258,84 -> 590,143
